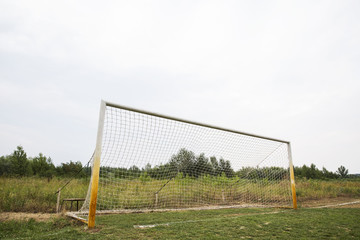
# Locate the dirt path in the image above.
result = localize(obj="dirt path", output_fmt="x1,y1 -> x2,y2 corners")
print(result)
0,212 -> 57,222
299,197 -> 360,208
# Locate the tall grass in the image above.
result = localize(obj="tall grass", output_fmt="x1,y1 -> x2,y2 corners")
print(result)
295,178 -> 360,200
0,177 -> 88,212
0,177 -> 359,213
96,176 -> 292,210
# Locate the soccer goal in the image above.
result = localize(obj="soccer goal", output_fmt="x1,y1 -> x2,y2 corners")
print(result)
72,100 -> 297,227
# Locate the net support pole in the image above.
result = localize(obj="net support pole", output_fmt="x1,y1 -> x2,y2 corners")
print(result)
56,188 -> 61,214
155,193 -> 158,207
88,100 -> 106,228
288,143 -> 297,209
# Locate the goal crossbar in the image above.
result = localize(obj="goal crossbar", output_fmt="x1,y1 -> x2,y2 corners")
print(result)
105,101 -> 290,144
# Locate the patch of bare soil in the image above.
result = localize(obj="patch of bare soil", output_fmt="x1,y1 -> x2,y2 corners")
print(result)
0,212 -> 58,222
299,197 -> 360,208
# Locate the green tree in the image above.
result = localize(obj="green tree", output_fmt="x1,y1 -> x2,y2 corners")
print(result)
128,165 -> 141,178
295,164 -> 323,179
31,153 -> 55,179
337,165 -> 349,178
169,148 -> 196,177
56,160 -> 84,177
0,155 -> 12,176
210,156 -> 221,176
219,158 -> 235,178
322,167 -> 338,179
194,153 -> 213,177
10,146 -> 32,176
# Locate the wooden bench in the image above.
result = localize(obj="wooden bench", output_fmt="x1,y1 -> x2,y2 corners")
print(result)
60,198 -> 85,212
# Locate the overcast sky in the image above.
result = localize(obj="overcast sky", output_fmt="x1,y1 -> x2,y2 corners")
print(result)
0,0 -> 359,173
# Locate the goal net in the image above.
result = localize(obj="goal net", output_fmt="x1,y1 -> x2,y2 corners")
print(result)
74,101 -> 296,226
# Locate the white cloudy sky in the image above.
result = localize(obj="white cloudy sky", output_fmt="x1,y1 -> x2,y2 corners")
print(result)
0,0 -> 359,173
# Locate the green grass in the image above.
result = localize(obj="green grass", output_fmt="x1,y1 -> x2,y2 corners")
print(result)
1,208 -> 359,239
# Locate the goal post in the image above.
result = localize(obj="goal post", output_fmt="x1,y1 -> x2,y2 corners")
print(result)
79,100 -> 297,228
88,100 -> 106,228
288,143 -> 297,209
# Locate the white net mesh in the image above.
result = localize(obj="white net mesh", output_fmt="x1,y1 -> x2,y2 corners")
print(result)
77,103 -> 293,219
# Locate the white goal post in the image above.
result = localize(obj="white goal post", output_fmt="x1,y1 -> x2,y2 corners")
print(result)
75,100 -> 297,227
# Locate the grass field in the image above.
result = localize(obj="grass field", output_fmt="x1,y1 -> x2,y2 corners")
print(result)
1,207 -> 360,239
0,177 -> 359,239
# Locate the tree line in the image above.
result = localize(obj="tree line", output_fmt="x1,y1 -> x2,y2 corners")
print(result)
0,146 -> 86,179
100,148 -> 350,180
102,148 -> 236,180
294,163 -> 350,179
0,145 -> 352,180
